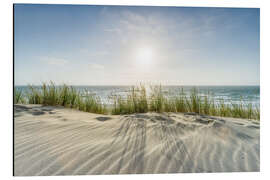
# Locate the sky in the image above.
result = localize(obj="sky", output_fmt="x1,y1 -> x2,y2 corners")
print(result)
14,4 -> 260,86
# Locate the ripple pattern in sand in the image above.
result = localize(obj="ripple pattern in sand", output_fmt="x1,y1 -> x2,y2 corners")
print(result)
14,105 -> 260,176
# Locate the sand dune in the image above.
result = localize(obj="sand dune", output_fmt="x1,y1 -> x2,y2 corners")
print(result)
14,104 -> 260,176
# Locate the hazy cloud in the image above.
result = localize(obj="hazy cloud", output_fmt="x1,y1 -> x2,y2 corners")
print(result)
104,28 -> 122,34
40,57 -> 69,66
88,63 -> 105,70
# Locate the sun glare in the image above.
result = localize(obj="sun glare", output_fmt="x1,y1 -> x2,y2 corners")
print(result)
136,47 -> 154,65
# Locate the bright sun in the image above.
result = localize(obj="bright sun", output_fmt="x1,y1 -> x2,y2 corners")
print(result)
136,47 -> 154,65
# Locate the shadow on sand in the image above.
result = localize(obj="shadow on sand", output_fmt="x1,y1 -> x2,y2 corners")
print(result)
14,105 -> 55,117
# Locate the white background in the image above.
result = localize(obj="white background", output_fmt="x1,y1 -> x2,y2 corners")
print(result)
0,0 -> 269,179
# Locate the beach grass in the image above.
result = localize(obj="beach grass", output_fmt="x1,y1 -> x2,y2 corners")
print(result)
111,85 -> 148,114
20,82 -> 107,114
14,82 -> 260,120
14,89 -> 25,104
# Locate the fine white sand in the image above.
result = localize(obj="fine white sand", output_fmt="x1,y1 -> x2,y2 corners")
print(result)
14,104 -> 260,176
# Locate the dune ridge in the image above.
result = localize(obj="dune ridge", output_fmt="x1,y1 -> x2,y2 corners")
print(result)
14,104 -> 260,176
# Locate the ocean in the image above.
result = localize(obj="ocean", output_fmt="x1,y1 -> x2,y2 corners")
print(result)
15,85 -> 260,107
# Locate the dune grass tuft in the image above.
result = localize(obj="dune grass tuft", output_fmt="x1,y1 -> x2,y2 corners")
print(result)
14,88 -> 25,104
14,82 -> 260,120
111,85 -> 148,115
16,82 -> 107,114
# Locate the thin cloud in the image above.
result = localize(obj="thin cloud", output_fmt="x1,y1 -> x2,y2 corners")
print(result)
40,57 -> 68,66
80,49 -> 109,57
104,28 -> 122,34
88,63 -> 105,70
